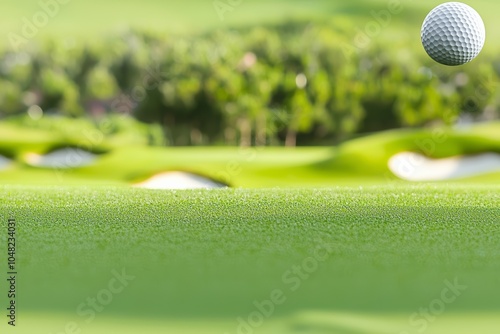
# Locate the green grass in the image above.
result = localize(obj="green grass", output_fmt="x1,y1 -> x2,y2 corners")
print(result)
324,123 -> 500,176
1,122 -> 499,186
0,184 -> 499,333
1,0 -> 500,46
0,0 -> 400,36
1,2 -> 499,332
6,311 -> 500,334
1,122 -> 499,332
0,123 -> 62,157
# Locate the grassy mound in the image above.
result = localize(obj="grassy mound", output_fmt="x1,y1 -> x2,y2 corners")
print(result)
1,122 -> 499,186
322,122 -> 500,175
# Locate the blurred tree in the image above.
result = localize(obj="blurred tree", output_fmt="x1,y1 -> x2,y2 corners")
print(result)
0,80 -> 23,115
39,69 -> 83,116
0,21 -> 498,145
85,66 -> 119,101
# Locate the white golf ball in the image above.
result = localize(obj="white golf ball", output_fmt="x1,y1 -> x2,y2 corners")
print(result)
421,2 -> 485,66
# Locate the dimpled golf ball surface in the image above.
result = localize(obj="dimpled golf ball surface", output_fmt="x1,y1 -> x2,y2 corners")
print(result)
421,2 -> 485,66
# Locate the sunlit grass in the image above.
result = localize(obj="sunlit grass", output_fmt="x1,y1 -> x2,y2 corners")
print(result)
0,184 -> 498,333
1,122 -> 499,186
0,0 -> 499,43
6,311 -> 500,334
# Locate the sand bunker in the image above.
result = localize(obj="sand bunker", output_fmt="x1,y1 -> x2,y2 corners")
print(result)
134,172 -> 228,190
0,155 -> 12,170
26,148 -> 98,169
389,152 -> 500,181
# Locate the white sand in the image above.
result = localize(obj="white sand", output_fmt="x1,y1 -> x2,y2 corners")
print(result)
389,152 -> 500,181
0,155 -> 11,170
26,148 -> 97,169
134,172 -> 227,190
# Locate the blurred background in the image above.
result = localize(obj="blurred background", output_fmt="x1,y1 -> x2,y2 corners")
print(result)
0,1 -> 499,334
0,0 -> 498,188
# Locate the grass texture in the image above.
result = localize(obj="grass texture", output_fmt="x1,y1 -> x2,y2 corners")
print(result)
0,184 -> 499,333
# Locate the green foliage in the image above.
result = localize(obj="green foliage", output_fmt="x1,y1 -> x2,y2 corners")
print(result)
0,21 -> 499,146
0,79 -> 23,114
85,66 -> 119,100
39,69 -> 83,116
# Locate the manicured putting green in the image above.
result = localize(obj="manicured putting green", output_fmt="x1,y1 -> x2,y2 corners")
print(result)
0,184 -> 498,334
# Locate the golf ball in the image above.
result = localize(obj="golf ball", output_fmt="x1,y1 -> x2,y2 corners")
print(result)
421,2 -> 485,66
